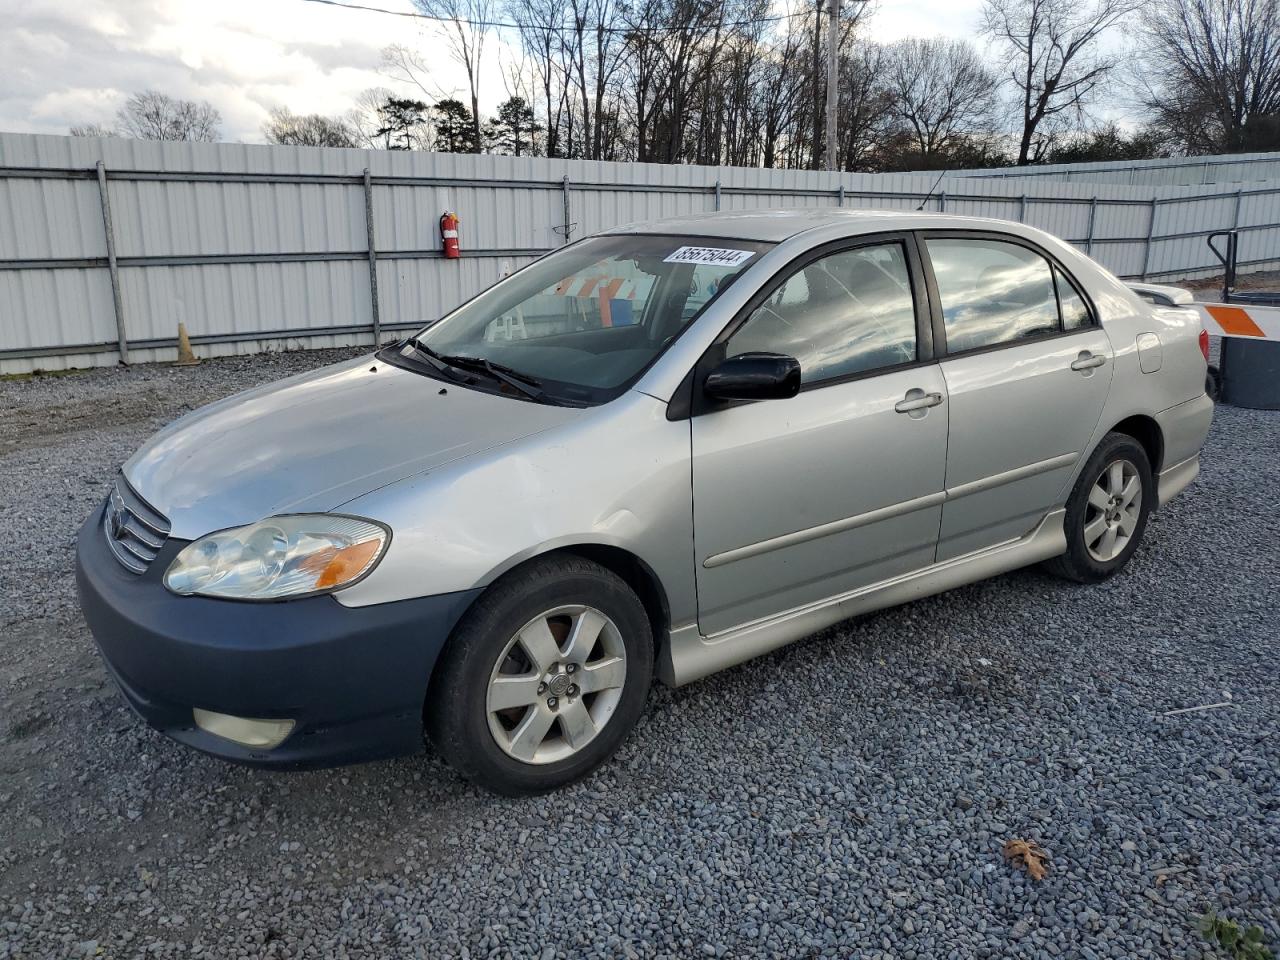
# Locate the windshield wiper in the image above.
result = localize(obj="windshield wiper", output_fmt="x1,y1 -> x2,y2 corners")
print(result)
397,337 -> 472,383
395,338 -> 549,402
435,353 -> 547,402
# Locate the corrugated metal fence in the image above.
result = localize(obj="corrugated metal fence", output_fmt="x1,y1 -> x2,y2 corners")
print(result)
941,151 -> 1280,187
2,132 -> 1279,373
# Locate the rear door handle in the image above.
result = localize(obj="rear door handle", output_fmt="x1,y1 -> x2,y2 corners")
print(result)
895,391 -> 944,414
1071,352 -> 1106,371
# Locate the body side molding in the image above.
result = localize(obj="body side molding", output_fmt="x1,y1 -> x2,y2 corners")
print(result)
943,452 -> 1078,501
702,491 -> 947,569
701,453 -> 1076,571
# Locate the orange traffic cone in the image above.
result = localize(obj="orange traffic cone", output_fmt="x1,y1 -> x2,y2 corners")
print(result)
175,322 -> 200,366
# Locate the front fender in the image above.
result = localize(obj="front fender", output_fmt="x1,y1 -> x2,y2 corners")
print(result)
333,392 -> 698,628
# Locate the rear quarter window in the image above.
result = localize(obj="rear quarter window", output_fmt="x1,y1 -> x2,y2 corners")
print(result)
1054,265 -> 1093,331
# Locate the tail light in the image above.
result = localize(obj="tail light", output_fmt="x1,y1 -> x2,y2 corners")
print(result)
1198,328 -> 1210,361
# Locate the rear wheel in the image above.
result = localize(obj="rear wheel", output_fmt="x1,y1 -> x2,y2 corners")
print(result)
1044,432 -> 1155,584
1205,364 -> 1221,401
426,555 -> 653,796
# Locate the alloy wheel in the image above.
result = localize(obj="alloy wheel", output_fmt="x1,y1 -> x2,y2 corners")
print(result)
485,604 -> 628,765
1084,458 -> 1142,562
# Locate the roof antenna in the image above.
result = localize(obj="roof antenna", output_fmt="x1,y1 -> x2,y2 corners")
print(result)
916,168 -> 949,211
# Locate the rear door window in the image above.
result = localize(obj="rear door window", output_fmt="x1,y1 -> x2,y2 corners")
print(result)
925,238 -> 1061,353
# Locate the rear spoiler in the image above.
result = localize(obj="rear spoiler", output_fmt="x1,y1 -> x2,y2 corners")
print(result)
1125,281 -> 1280,339
1125,281 -> 1195,307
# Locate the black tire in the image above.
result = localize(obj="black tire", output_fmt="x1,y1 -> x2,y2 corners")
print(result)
425,555 -> 654,796
1043,432 -> 1156,584
1205,364 -> 1221,401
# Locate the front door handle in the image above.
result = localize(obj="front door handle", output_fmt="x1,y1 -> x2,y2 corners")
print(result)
895,390 -> 944,414
1070,351 -> 1107,372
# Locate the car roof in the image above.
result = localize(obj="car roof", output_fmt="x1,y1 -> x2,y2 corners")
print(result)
603,208 -> 1027,243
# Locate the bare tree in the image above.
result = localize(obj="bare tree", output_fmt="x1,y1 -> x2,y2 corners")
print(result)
882,38 -> 1000,164
648,0 -> 735,164
262,107 -> 358,147
346,87 -> 404,147
836,43 -> 894,171
562,0 -> 629,160
505,0 -> 571,156
411,0 -> 493,151
1133,0 -> 1280,153
70,123 -> 116,138
757,12 -> 813,168
382,43 -> 455,102
704,0 -> 771,166
113,90 -> 222,142
983,0 -> 1138,165
619,0 -> 668,162
487,0 -> 1013,170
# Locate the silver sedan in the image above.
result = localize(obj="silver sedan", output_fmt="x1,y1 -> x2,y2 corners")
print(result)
76,209 -> 1213,794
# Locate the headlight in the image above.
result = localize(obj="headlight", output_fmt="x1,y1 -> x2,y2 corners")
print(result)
164,515 -> 389,600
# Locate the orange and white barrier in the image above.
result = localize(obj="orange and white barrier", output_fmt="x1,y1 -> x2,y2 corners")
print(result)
551,275 -> 642,301
1194,302 -> 1280,341
551,274 -> 649,327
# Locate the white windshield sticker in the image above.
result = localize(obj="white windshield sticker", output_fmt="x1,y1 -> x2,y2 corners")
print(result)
663,246 -> 756,268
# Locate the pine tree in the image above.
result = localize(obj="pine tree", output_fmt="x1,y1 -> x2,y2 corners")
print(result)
484,97 -> 542,156
375,97 -> 429,150
433,99 -> 480,153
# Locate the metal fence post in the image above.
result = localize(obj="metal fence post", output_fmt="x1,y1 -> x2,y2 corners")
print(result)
1140,198 -> 1157,279
837,184 -> 845,207
714,178 -> 721,211
561,176 -> 572,244
362,168 -> 381,346
938,191 -> 947,212
95,161 -> 129,364
1085,197 -> 1098,255
1018,195 -> 1027,223
1233,187 -> 1243,229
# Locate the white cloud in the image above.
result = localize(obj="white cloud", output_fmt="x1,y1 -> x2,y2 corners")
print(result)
865,0 -> 985,43
9,0 -> 1133,145
0,0 -> 511,141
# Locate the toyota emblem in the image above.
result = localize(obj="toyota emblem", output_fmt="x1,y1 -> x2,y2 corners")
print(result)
110,505 -> 129,540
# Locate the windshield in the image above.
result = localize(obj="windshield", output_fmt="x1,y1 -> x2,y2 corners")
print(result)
391,234 -> 772,405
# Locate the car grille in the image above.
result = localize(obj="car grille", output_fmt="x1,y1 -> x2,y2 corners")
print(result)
102,476 -> 171,575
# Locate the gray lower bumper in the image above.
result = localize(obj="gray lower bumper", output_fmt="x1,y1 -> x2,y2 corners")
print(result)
1157,454 -> 1200,507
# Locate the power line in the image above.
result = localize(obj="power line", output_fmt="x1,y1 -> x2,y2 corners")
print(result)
296,0 -> 813,36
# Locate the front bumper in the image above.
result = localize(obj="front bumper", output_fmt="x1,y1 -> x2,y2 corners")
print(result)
75,502 -> 480,768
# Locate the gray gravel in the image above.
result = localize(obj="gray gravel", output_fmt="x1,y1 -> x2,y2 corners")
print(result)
1,348 -> 1277,960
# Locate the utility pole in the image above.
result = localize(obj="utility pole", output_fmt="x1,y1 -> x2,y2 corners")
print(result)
811,0 -> 823,170
824,0 -> 839,171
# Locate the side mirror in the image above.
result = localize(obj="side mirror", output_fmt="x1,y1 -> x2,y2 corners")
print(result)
704,352 -> 802,402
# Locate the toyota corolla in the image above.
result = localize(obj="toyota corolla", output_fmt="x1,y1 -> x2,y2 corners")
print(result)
76,210 -> 1213,795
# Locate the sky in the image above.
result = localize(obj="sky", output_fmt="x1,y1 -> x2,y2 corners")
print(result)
0,0 -> 988,143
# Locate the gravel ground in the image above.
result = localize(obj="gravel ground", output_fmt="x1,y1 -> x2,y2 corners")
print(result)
1,348 -> 1277,960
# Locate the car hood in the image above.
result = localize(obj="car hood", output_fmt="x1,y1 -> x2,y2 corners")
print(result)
124,355 -> 581,540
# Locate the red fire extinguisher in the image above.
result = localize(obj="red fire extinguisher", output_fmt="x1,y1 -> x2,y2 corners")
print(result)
440,211 -> 460,259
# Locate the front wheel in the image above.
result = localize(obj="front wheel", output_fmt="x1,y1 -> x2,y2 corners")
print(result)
1044,432 -> 1155,584
426,555 -> 653,796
